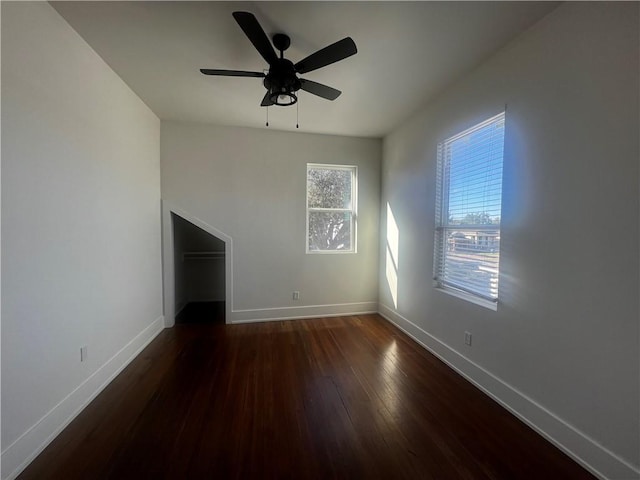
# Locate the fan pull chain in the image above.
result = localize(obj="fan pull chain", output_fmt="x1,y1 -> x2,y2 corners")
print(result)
296,99 -> 299,129
266,106 -> 269,127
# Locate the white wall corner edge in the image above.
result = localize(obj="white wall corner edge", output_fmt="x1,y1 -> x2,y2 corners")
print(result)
0,315 -> 166,480
231,302 -> 378,324
377,303 -> 640,480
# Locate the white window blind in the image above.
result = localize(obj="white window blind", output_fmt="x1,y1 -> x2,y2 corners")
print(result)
306,164 -> 357,253
434,112 -> 505,303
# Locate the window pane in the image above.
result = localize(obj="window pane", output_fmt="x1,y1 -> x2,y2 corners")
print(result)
446,117 -> 504,225
441,229 -> 500,300
307,168 -> 352,209
308,211 -> 352,251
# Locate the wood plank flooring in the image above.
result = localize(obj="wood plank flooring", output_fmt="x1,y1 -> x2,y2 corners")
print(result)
18,313 -> 595,479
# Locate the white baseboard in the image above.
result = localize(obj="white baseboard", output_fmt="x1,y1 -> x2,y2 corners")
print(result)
1,315 -> 165,480
377,304 -> 639,480
231,301 -> 378,324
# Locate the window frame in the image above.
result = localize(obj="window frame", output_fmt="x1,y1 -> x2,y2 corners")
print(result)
433,112 -> 505,309
306,163 -> 358,254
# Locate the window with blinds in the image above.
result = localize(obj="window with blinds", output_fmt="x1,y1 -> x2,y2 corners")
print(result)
433,112 -> 505,305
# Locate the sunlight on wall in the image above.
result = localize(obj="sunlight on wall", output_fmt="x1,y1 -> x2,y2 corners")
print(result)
385,202 -> 399,308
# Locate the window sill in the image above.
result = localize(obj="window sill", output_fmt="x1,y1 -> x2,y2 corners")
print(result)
306,250 -> 356,255
434,286 -> 498,311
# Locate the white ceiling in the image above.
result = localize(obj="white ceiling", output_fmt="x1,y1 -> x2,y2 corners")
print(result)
51,1 -> 558,138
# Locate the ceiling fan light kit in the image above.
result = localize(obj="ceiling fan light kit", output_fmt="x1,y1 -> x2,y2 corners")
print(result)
269,90 -> 297,106
201,11 -> 357,117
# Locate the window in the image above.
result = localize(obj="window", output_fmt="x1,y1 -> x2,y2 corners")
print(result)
306,164 -> 357,253
433,112 -> 505,306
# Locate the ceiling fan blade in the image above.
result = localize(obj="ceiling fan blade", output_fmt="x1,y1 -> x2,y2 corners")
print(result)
232,11 -> 278,66
299,79 -> 342,100
200,69 -> 265,78
261,91 -> 274,107
294,37 -> 357,74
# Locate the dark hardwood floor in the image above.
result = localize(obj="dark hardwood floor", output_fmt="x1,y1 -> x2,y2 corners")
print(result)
18,313 -> 595,479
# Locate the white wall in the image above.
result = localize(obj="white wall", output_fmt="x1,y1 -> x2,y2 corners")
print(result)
161,121 -> 381,323
379,3 -> 639,479
1,3 -> 163,479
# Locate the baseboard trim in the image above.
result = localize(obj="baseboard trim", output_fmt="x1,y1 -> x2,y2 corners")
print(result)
231,302 -> 378,324
1,315 -> 165,480
377,304 -> 639,480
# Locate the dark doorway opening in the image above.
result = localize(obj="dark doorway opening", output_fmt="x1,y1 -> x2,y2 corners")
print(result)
172,213 -> 225,324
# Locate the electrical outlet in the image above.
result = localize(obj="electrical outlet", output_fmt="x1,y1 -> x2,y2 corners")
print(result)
293,291 -> 300,300
464,332 -> 472,346
80,346 -> 88,362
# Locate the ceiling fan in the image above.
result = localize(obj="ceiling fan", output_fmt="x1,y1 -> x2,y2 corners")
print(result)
200,11 -> 357,107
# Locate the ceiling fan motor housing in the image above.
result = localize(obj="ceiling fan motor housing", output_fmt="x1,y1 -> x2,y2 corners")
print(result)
264,58 -> 301,105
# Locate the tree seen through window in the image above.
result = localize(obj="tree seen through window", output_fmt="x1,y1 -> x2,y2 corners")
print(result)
307,165 -> 356,252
